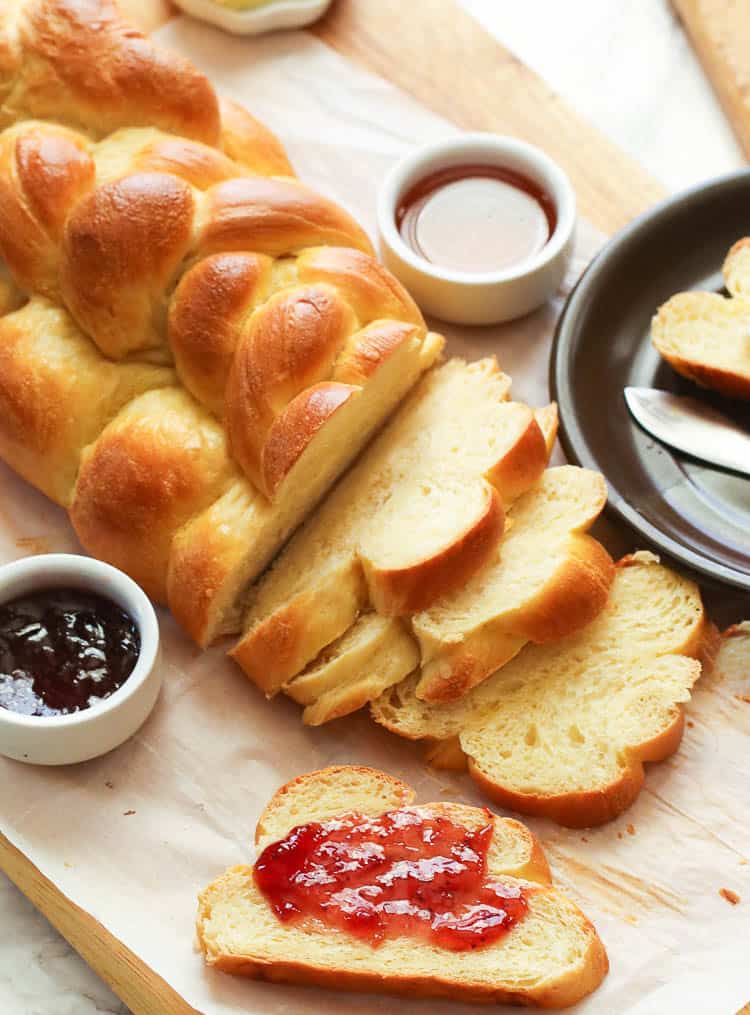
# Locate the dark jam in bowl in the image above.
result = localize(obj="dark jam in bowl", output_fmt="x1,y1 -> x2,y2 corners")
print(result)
396,163 -> 556,274
254,807 -> 528,951
0,587 -> 140,717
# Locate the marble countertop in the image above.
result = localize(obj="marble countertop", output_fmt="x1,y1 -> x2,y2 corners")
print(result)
1,2 -> 744,1013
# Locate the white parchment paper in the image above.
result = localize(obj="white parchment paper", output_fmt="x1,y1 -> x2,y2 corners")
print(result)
1,19 -> 749,1014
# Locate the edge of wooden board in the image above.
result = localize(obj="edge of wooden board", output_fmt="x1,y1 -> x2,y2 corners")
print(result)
672,0 -> 750,161
311,0 -> 666,232
0,831 -> 203,1015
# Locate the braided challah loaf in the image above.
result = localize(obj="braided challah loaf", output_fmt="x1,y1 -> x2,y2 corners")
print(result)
0,0 -> 444,644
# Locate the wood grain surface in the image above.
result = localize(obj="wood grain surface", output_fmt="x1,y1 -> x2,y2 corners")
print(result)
673,0 -> 750,160
0,833 -> 201,1015
311,0 -> 665,233
1,3 -> 714,1015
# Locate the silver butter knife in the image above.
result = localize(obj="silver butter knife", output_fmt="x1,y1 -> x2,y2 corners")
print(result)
624,387 -> 750,477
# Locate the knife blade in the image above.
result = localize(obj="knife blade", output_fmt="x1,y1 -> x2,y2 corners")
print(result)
624,387 -> 750,477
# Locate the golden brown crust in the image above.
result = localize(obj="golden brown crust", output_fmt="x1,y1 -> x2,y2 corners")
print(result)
414,478 -> 614,704
225,284 -> 356,496
0,124 -> 94,296
653,244 -> 750,398
654,348 -> 750,399
484,405 -> 549,503
363,483 -> 505,617
261,382 -> 359,498
199,177 -> 374,259
231,564 -> 368,694
61,171 -> 195,359
0,299 -> 175,506
132,135 -> 239,190
70,390 -> 234,601
218,97 -> 295,178
7,0 -> 221,142
461,555 -> 707,827
168,252 -> 273,416
202,948 -> 609,1009
468,708 -> 687,829
514,535 -> 615,644
297,246 -> 423,326
333,320 -> 424,386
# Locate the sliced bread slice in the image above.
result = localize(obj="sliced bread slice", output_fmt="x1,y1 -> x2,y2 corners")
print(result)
231,359 -> 552,694
197,766 -> 608,1008
372,553 -> 712,827
651,238 -> 750,399
284,466 -> 613,724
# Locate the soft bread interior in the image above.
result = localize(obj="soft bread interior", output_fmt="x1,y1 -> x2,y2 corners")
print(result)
168,329 -> 443,644
652,291 -> 750,388
197,767 -> 608,1008
283,467 -> 613,724
372,554 -> 707,827
651,237 -> 750,399
287,614 -> 419,726
232,359 -> 550,693
0,299 -> 175,506
413,466 -> 613,701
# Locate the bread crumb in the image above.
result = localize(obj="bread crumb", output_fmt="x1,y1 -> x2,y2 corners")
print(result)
739,859 -> 748,866
15,536 -> 51,555
686,720 -> 695,728
580,835 -> 588,842
627,824 -> 636,836
105,780 -> 114,789
63,862 -> 73,869
720,888 -> 740,905
617,832 -> 623,840
123,809 -> 136,816
735,695 -> 750,704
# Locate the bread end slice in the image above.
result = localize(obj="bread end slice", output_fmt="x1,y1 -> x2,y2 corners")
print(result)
198,766 -> 608,1008
652,289 -> 750,399
373,553 -> 710,827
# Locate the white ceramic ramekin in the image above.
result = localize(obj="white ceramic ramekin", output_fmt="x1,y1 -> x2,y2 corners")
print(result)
0,554 -> 161,766
377,133 -> 577,325
173,0 -> 332,35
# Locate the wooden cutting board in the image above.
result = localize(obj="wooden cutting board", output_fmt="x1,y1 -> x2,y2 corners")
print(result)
673,0 -> 750,160
0,3 -> 693,1014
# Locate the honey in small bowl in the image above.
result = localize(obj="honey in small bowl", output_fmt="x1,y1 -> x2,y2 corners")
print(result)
396,164 -> 556,275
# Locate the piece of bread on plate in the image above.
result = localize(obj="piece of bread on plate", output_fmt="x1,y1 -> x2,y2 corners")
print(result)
0,0 -> 444,645
652,238 -> 750,398
197,766 -> 608,1008
231,358 -> 554,693
286,465 -> 614,724
372,553 -> 716,827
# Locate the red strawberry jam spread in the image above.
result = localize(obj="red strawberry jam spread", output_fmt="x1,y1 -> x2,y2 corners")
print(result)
254,807 -> 528,950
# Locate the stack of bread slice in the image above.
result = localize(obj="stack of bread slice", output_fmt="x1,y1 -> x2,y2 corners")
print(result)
231,360 -> 615,721
652,237 -> 750,398
373,553 -> 716,827
197,766 -> 609,1007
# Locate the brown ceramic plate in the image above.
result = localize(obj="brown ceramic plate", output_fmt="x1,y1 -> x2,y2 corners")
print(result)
551,171 -> 750,592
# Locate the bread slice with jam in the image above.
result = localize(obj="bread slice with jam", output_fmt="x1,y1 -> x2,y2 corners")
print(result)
197,766 -> 608,1008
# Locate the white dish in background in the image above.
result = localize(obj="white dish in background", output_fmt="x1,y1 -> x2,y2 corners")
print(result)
377,133 -> 577,326
173,0 -> 332,35
0,554 -> 161,766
